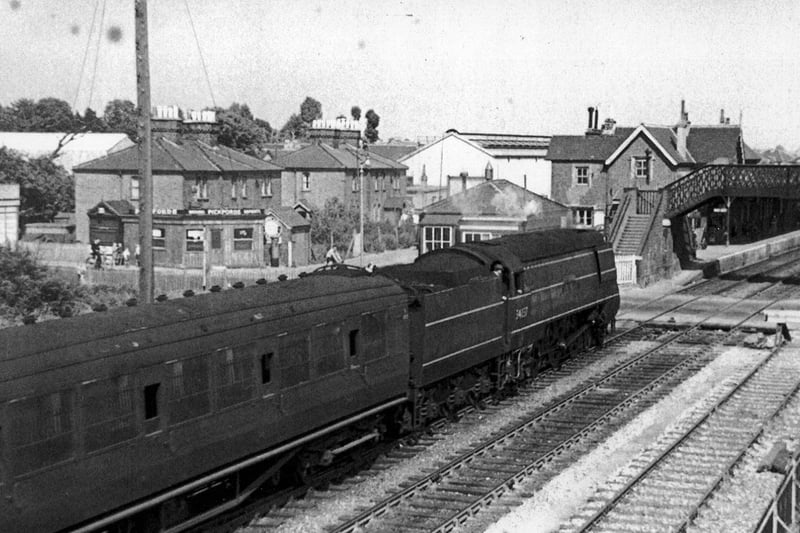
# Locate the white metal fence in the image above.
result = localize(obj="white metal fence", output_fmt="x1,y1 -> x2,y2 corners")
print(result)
615,255 -> 640,285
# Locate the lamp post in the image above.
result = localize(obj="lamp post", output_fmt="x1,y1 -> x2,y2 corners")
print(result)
358,139 -> 370,265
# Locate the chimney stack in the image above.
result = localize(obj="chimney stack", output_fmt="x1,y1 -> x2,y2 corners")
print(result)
587,107 -> 594,129
181,109 -> 219,145
594,107 -> 599,130
676,100 -> 691,159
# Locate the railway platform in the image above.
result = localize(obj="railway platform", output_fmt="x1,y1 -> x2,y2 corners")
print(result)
618,230 -> 800,331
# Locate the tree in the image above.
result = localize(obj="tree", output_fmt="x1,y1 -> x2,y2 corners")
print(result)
79,107 -> 107,132
31,97 -> 80,132
350,106 -> 362,121
103,99 -> 138,139
364,109 -> 380,143
300,96 -> 322,124
279,113 -> 306,140
214,103 -> 271,156
0,147 -> 74,225
310,197 -> 359,249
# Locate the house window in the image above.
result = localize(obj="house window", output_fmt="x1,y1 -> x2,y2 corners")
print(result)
152,227 -> 166,249
231,178 -> 237,199
352,176 -> 359,192
240,179 -> 247,198
463,232 -> 493,242
423,226 -> 452,252
373,176 -> 379,192
186,229 -> 204,251
130,175 -> 140,201
575,166 -> 590,185
392,176 -> 400,191
301,172 -> 311,191
634,157 -> 650,180
233,227 -> 253,251
574,208 -> 593,227
260,179 -> 272,197
195,178 -> 208,200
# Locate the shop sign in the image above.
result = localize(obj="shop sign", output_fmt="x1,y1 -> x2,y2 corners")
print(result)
186,208 -> 265,216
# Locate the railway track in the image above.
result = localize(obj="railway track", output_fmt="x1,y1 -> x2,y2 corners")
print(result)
309,299 -> 783,532
563,341 -> 800,533
232,255 -> 800,533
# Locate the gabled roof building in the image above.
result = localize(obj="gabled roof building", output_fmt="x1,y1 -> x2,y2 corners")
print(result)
275,118 -> 408,225
399,129 -> 552,202
72,107 -> 310,267
547,102 -> 760,229
418,178 -> 571,253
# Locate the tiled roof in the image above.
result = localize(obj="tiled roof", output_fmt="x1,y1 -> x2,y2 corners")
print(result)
686,126 -> 742,164
275,143 -> 407,171
267,206 -> 310,228
74,137 -> 281,173
368,144 -> 417,162
89,199 -> 136,216
546,128 -> 633,161
422,179 -> 566,218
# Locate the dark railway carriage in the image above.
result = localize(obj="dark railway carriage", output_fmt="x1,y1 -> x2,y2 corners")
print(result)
0,274 -> 409,533
383,229 -> 618,424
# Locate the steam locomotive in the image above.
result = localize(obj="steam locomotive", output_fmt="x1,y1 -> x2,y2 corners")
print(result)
0,228 -> 618,532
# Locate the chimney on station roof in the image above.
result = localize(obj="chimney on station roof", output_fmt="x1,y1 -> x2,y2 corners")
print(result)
676,100 -> 691,159
586,106 -> 601,135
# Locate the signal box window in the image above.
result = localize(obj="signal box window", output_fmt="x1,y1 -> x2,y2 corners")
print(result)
301,172 -> 311,191
423,226 -> 452,252
463,232 -> 492,243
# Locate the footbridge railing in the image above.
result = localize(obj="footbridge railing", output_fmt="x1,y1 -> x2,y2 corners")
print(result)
664,165 -> 800,219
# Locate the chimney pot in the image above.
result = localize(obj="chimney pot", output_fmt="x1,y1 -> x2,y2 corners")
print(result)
587,107 -> 594,129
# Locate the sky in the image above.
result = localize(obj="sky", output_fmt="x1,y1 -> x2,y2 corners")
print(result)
1,0 -> 799,150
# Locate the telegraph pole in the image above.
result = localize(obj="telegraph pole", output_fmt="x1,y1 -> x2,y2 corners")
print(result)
135,0 -> 154,303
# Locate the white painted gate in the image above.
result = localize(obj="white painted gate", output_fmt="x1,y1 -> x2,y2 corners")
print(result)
615,255 -> 640,285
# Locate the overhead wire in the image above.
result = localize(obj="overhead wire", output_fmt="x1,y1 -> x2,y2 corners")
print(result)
86,0 -> 108,112
72,0 -> 101,111
183,0 -> 217,109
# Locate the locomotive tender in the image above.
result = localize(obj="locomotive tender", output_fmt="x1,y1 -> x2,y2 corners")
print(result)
0,228 -> 618,532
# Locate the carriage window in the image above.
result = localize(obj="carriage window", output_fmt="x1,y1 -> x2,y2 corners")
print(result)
361,313 -> 385,360
8,391 -> 74,475
83,376 -> 136,452
349,329 -> 359,357
144,383 -> 160,420
261,352 -> 273,384
216,346 -> 255,409
169,357 -> 211,423
280,333 -> 310,387
313,323 -> 344,376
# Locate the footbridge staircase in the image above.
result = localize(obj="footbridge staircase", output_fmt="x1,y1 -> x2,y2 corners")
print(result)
607,164 -> 800,285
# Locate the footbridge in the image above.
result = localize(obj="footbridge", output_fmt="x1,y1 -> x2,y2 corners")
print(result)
664,165 -> 800,218
610,164 -> 800,285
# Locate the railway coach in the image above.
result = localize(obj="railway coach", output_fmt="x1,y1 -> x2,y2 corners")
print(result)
0,273 -> 410,532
